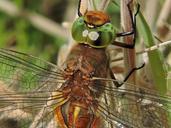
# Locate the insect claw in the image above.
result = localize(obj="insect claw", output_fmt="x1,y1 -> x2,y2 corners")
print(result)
135,3 -> 140,16
136,63 -> 145,70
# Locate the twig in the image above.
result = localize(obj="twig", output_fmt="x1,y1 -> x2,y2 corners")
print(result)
0,0 -> 69,39
26,12 -> 69,39
156,0 -> 171,39
112,40 -> 171,62
121,0 -> 136,83
144,0 -> 159,27
99,0 -> 110,11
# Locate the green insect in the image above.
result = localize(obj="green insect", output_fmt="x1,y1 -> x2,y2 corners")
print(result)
71,0 -> 139,49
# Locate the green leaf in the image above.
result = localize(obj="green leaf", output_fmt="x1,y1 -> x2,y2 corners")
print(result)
137,10 -> 171,125
137,12 -> 167,94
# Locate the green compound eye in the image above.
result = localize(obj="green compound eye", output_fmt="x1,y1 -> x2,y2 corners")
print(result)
71,17 -> 87,43
88,23 -> 117,48
71,17 -> 117,48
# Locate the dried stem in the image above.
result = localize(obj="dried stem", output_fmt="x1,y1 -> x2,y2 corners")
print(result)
121,0 -> 136,84
157,0 -> 171,39
0,0 -> 69,39
99,0 -> 110,11
144,0 -> 159,28
120,0 -> 141,125
111,40 -> 171,62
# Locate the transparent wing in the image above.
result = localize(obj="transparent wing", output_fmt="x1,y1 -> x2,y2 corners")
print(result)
0,48 -> 67,128
0,48 -> 65,91
0,48 -> 171,128
94,79 -> 171,128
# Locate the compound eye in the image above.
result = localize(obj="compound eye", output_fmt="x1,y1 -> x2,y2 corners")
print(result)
71,17 -> 87,42
88,31 -> 99,41
88,23 -> 116,48
71,17 -> 116,48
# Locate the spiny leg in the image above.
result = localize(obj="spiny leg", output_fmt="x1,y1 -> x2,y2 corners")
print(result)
110,63 -> 145,88
116,0 -> 139,37
112,2 -> 140,49
110,2 -> 143,88
78,0 -> 83,16
78,0 -> 88,17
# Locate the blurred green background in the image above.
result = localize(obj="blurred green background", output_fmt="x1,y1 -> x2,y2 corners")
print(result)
0,0 -> 73,63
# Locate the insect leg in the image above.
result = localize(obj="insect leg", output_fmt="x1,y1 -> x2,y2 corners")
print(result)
78,0 -> 83,16
110,63 -> 145,87
116,1 -> 140,37
113,3 -> 140,49
77,0 -> 88,17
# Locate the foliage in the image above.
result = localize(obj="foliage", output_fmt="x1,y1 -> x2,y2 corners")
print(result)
0,0 -> 68,63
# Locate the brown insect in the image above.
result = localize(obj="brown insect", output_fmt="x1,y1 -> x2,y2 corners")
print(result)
0,0 -> 171,128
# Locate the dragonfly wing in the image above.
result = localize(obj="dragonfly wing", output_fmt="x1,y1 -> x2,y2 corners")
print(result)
95,80 -> 171,128
0,49 -> 66,128
0,48 -> 65,91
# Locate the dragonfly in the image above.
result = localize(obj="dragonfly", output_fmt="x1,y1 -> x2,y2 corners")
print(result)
0,0 -> 171,128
